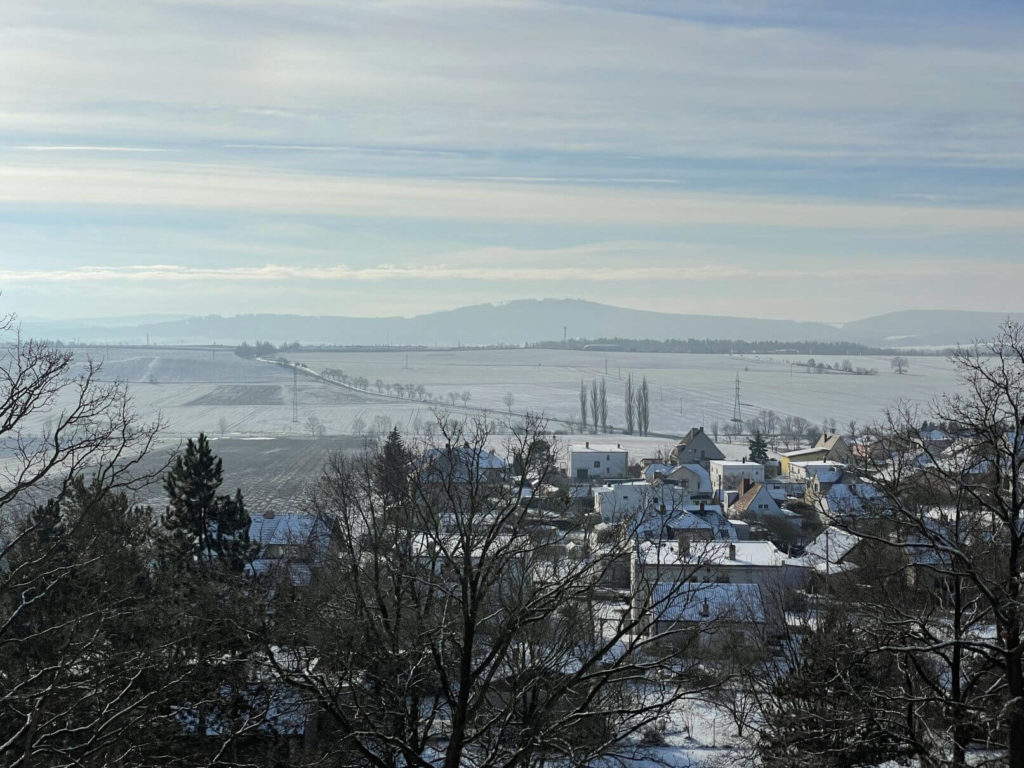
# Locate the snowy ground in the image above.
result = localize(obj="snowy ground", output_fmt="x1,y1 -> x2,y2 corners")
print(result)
39,346 -> 963,447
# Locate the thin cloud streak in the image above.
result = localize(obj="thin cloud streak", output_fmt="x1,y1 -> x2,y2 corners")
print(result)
2,164 -> 1023,231
0,260 -> 990,284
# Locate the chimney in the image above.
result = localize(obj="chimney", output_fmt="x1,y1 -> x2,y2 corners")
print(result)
586,441 -> 589,448
700,598 -> 710,617
728,543 -> 736,560
742,456 -> 747,463
699,501 -> 705,512
677,534 -> 690,557
264,510 -> 275,519
617,443 -> 621,449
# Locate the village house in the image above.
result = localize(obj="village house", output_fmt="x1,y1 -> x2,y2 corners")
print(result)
568,442 -> 629,480
671,427 -> 725,467
709,459 -> 765,502
247,511 -> 338,586
729,482 -> 782,519
648,581 -> 767,650
663,463 -> 714,499
633,538 -> 790,591
779,433 -> 852,474
593,480 -> 687,523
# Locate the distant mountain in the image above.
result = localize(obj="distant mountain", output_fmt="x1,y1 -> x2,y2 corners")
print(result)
839,310 -> 1024,348
18,300 -> 1024,349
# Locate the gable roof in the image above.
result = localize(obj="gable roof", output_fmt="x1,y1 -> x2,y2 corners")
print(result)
800,526 -> 861,574
665,463 -> 713,493
815,433 -> 848,452
730,484 -> 779,515
677,427 -> 706,447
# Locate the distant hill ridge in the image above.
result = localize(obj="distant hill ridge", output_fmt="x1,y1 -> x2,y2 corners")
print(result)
22,300 -> 1024,349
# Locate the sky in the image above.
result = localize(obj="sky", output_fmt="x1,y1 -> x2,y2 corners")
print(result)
1,0 -> 1022,322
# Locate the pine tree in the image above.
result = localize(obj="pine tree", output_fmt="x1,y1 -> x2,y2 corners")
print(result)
748,431 -> 769,464
162,433 -> 254,572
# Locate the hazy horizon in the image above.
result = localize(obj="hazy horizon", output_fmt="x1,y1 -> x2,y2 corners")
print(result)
15,298 -> 1024,327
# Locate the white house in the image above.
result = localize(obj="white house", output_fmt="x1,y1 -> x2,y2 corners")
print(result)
568,443 -> 628,480
594,481 -> 687,523
788,460 -> 844,484
634,538 -> 789,590
729,483 -> 782,519
709,459 -> 765,501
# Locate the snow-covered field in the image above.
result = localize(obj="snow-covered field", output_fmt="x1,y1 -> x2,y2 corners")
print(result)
288,347 -> 961,435
55,346 -> 962,443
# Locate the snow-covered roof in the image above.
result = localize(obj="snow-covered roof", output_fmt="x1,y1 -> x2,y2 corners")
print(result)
782,447 -> 827,459
800,526 -> 861,572
652,582 -> 766,624
638,539 -> 787,568
643,463 -> 675,480
709,460 -> 764,470
822,483 -> 885,517
730,484 -> 779,515
249,513 -> 320,548
668,463 -> 713,494
570,444 -> 627,454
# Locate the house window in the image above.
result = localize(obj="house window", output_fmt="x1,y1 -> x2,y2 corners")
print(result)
593,460 -> 600,468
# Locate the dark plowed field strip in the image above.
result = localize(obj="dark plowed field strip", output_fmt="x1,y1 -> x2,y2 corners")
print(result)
187,385 -> 284,406
131,436 -> 368,515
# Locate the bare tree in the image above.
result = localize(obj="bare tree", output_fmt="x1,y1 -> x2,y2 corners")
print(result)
890,356 -> 909,375
598,377 -> 608,433
636,376 -> 650,436
460,391 -> 471,407
835,321 -> 1024,767
217,415 -> 229,437
305,412 -> 325,438
589,379 -> 600,434
579,380 -> 588,431
503,391 -> 514,415
624,374 -> 635,435
0,312 -> 176,766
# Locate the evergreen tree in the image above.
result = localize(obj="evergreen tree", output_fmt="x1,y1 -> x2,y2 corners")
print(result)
748,431 -> 770,464
375,427 -> 414,521
162,433 -> 254,572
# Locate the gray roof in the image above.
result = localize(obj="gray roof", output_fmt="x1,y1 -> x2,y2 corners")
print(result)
652,582 -> 765,624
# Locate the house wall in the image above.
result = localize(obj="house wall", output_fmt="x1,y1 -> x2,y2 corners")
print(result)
709,462 -> 765,498
568,447 -> 628,480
